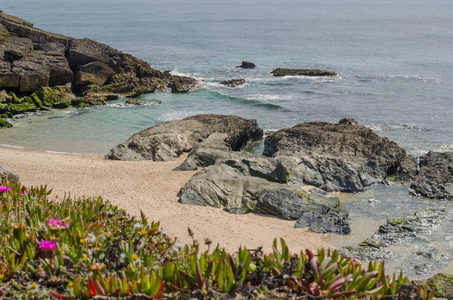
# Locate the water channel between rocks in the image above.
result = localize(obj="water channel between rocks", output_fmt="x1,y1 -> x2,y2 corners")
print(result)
321,183 -> 453,279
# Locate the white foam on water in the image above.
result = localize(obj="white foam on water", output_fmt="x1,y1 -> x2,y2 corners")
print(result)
0,144 -> 24,149
45,150 -> 69,154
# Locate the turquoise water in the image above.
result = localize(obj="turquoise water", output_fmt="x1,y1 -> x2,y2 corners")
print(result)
1,0 -> 453,278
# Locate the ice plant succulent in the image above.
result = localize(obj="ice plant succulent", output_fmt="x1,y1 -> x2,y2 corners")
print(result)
0,186 -> 11,193
39,240 -> 57,251
48,218 -> 69,229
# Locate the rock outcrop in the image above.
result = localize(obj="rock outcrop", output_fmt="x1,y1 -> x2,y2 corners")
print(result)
178,157 -> 351,234
263,118 -> 406,192
0,165 -> 19,183
106,114 -> 263,161
271,68 -> 337,77
0,11 -> 197,122
236,61 -> 256,69
399,151 -> 453,199
220,79 -> 245,88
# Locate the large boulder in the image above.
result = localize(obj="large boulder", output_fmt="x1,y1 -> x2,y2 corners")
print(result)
271,68 -> 337,77
236,61 -> 256,69
106,114 -> 263,161
73,61 -> 116,92
178,158 -> 350,234
263,119 -> 406,192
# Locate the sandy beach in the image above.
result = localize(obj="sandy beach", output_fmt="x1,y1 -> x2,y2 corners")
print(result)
0,146 -> 332,253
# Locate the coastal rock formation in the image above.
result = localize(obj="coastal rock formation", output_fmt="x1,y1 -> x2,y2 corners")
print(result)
219,79 -> 245,88
0,12 -> 197,120
0,165 -> 19,183
237,61 -> 256,69
106,114 -> 263,161
342,208 -> 448,263
178,159 -> 350,234
263,118 -> 406,192
399,151 -> 453,199
271,68 -> 337,77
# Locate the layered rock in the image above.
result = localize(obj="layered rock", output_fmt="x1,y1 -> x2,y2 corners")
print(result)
263,118 -> 406,192
271,68 -> 337,77
220,79 -> 245,88
0,11 -> 198,120
106,114 -> 263,161
178,157 -> 350,234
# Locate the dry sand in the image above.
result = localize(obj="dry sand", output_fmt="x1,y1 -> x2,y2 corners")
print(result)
0,146 -> 333,253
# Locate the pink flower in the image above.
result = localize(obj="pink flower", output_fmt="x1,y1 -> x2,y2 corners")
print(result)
48,218 -> 69,229
0,186 -> 11,193
39,240 -> 57,251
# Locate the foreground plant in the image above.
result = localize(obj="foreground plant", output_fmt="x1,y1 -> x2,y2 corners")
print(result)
0,181 -> 435,299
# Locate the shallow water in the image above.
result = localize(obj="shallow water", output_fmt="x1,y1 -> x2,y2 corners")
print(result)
1,0 -> 452,279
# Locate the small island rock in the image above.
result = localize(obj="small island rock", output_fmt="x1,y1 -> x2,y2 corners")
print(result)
271,68 -> 337,77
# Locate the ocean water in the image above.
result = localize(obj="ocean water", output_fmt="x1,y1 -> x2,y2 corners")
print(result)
1,0 -> 453,278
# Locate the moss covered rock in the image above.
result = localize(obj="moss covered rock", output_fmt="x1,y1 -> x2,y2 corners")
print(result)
33,86 -> 75,108
427,273 -> 453,299
0,118 -> 12,128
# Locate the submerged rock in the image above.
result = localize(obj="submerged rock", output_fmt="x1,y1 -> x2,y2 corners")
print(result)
220,79 -> 245,87
106,114 -> 263,161
123,98 -> 161,106
263,118 -> 406,192
271,68 -> 337,77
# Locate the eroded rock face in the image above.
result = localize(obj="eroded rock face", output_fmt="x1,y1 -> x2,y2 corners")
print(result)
263,119 -> 406,192
0,12 -> 198,107
271,68 -> 337,77
106,114 -> 263,161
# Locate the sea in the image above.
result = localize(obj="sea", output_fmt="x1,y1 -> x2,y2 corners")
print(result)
1,0 -> 452,278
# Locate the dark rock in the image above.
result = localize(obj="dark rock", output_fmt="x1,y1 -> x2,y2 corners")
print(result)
106,114 -> 263,161
294,203 -> 351,235
419,151 -> 453,184
397,284 -> 423,300
0,12 -> 197,106
73,61 -> 116,92
124,98 -> 161,106
271,68 -> 337,77
263,118 -> 406,192
0,165 -> 19,183
220,79 -> 245,87
398,155 -> 418,180
410,179 -> 452,200
427,273 -> 453,300
237,61 -> 256,69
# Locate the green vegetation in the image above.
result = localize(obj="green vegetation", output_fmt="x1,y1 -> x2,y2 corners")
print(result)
0,181 -> 435,299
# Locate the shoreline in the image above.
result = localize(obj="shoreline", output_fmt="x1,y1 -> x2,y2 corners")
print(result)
0,146 -> 333,253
